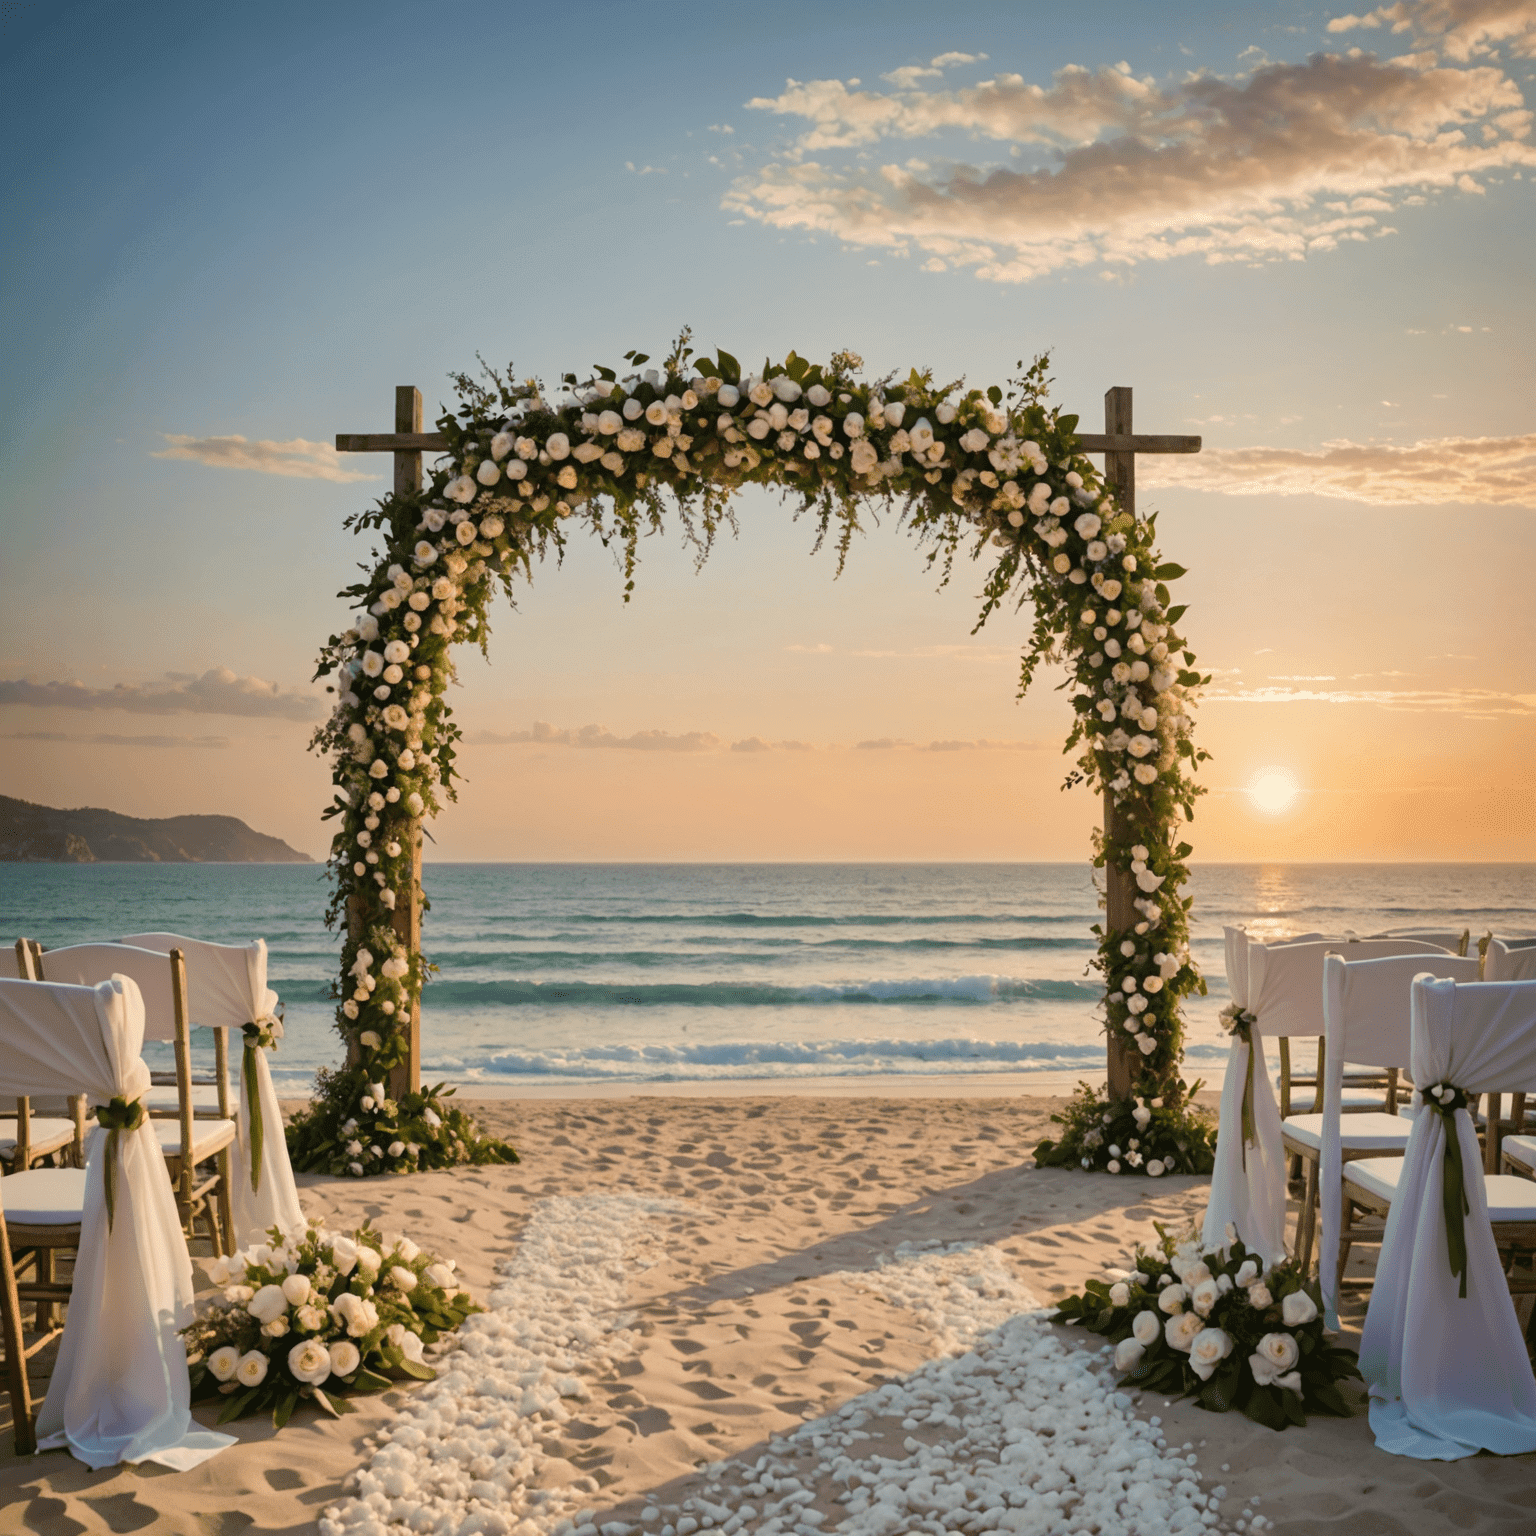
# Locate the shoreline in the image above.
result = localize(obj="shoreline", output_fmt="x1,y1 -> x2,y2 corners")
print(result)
281,1065 -> 1231,1101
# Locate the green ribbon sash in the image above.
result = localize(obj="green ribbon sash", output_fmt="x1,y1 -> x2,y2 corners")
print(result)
1224,1009 -> 1258,1171
96,1094 -> 145,1231
1425,1084 -> 1472,1299
242,1023 -> 266,1194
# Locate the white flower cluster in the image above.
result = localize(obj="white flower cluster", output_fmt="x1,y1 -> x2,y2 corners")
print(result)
187,1222 -> 471,1417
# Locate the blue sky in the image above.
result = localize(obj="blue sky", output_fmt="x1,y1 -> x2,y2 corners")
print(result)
2,0 -> 1532,860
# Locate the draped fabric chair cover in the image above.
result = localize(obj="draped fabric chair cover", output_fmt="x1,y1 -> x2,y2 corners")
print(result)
1246,937 -> 1451,1046
1487,940 -> 1536,983
1360,976 -> 1536,1460
123,932 -> 303,1243
1318,952 -> 1481,1327
1202,926 -> 1287,1262
0,976 -> 233,1469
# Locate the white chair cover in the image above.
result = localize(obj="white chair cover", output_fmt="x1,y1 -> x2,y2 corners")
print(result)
0,976 -> 233,1470
1487,940 -> 1536,983
1359,976 -> 1536,1459
123,932 -> 303,1243
1247,937 -> 1452,1045
1202,926 -> 1287,1262
1318,952 -> 1481,1326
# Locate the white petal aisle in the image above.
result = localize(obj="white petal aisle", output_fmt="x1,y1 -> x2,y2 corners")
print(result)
322,1199 -> 1229,1536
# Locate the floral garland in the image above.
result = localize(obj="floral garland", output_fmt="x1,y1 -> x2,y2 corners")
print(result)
1054,1225 -> 1361,1429
182,1222 -> 479,1427
287,335 -> 1213,1176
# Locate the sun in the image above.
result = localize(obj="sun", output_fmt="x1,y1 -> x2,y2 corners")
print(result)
1248,767 -> 1302,816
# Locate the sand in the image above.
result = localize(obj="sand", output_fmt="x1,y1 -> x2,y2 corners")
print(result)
3,1091 -> 1533,1535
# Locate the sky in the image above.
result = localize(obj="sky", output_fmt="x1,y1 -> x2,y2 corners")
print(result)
1,0 -> 1532,863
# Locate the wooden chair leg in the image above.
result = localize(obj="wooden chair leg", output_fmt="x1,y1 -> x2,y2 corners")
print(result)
216,1147 -> 234,1258
34,1247 -> 53,1334
1298,1158 -> 1319,1274
1,1224 -> 37,1456
1339,1197 -> 1356,1286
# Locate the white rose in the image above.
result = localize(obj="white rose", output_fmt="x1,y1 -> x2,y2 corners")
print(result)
288,1338 -> 331,1386
328,1340 -> 361,1378
1189,1327 -> 1233,1381
1257,1331 -> 1299,1372
1158,1284 -> 1186,1315
475,459 -> 500,485
281,1274 -> 311,1307
413,540 -> 438,565
1109,1282 -> 1130,1307
849,440 -> 879,474
1234,1260 -> 1259,1288
1145,1158 -> 1166,1175
771,376 -> 802,402
207,1344 -> 240,1382
882,401 -> 905,427
355,1246 -> 382,1277
842,412 -> 865,438
1114,1337 -> 1145,1373
235,1350 -> 269,1387
1275,1370 -> 1303,1395
1074,512 -> 1102,540
331,1291 -> 380,1337
1190,1278 -> 1221,1317
716,384 -> 740,407
425,1262 -> 456,1290
262,1316 -> 289,1338
388,1140 -> 405,1157
247,1284 -> 288,1325
1132,1309 -> 1161,1346
296,1304 -> 325,1331
545,432 -> 570,460
1281,1289 -> 1318,1326
444,475 -> 476,504
1248,1283 -> 1274,1309
1164,1311 -> 1203,1352
389,1265 -> 418,1293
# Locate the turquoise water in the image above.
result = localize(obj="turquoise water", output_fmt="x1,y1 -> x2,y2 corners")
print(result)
2,862 -> 1530,1090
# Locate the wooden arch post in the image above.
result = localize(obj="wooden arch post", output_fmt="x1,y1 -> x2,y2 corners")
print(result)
336,382 -> 1199,1106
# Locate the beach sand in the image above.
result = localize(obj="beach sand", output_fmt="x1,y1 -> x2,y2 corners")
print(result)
3,1091 -> 1533,1534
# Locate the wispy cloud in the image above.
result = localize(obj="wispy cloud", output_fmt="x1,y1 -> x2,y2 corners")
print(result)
1206,682 -> 1536,718
4,730 -> 229,748
152,434 -> 379,483
726,18 -> 1535,282
1328,2 -> 1536,62
0,668 -> 323,720
1141,432 -> 1536,506
470,722 -> 722,752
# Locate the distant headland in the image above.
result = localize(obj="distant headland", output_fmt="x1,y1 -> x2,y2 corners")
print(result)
0,794 -> 313,863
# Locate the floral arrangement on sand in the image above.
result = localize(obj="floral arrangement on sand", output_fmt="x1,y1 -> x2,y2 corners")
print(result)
1054,1225 -> 1361,1429
182,1222 -> 479,1426
291,332 -> 1212,1174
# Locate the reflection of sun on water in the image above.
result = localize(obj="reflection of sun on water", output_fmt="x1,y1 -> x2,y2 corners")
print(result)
1248,767 -> 1301,816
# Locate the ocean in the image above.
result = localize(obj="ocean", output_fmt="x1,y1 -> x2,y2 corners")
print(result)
3,862 -> 1530,1095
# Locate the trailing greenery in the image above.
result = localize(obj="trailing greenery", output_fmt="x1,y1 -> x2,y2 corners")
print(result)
1054,1224 -> 1361,1430
291,332 -> 1211,1175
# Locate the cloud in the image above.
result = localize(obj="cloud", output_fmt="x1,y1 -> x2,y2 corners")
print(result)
1141,432 -> 1536,505
730,736 -> 773,752
1328,2 -> 1536,61
727,37 -> 1536,281
0,667 -> 323,720
1206,682 -> 1535,718
152,434 -> 378,483
4,731 -> 229,748
470,721 -> 722,751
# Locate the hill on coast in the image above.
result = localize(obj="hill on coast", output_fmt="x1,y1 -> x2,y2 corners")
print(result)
0,794 -> 312,863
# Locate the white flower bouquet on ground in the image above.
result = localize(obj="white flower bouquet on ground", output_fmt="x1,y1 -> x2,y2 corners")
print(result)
182,1222 -> 479,1427
1053,1224 -> 1360,1429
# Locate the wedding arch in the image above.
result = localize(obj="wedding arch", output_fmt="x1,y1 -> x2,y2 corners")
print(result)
284,336 -> 1216,1179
